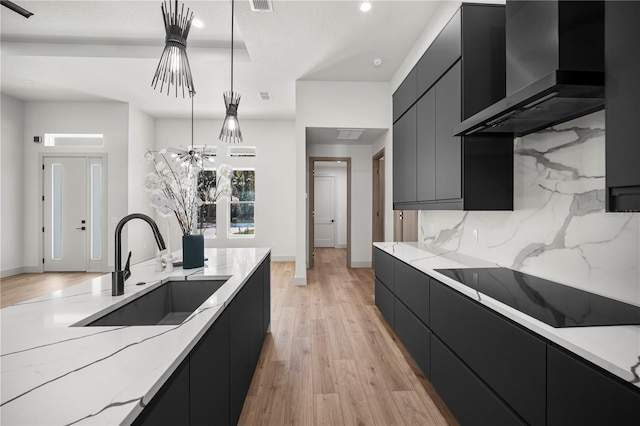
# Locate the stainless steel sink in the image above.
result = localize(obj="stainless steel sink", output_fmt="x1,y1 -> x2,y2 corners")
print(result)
84,279 -> 227,326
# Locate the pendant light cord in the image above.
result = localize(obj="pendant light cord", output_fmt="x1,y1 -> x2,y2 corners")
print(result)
230,0 -> 234,94
191,91 -> 194,151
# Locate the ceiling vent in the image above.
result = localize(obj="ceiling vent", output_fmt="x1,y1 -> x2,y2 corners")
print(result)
337,129 -> 365,140
258,91 -> 272,101
250,0 -> 273,12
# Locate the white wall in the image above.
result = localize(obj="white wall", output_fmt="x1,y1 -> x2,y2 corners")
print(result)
22,101 -> 130,271
154,118 -> 296,261
314,162 -> 347,247
127,105 -> 157,264
371,130 -> 393,242
296,81 -> 393,282
1,94 -> 25,277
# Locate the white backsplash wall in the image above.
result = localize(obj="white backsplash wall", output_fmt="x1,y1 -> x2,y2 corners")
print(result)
419,110 -> 640,304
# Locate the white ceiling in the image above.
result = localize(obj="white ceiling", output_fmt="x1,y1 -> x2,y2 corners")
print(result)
1,0 -> 443,120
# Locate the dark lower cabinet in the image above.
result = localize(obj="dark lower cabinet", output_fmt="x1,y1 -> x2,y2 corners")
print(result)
190,309 -> 230,426
134,256 -> 271,426
394,298 -> 431,379
547,344 -> 640,426
431,336 -> 523,426
133,357 -> 190,426
263,255 -> 271,335
394,259 -> 430,326
430,280 -> 546,426
375,278 -> 395,329
374,248 -> 395,290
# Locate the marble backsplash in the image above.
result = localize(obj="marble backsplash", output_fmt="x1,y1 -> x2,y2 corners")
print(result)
419,110 -> 640,304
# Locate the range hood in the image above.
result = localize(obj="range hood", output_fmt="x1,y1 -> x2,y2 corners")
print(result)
455,1 -> 604,137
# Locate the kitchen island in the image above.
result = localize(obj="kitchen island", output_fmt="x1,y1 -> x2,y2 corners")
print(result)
0,247 -> 270,425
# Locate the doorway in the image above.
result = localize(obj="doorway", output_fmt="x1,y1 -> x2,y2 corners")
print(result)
42,154 -> 107,272
372,149 -> 385,262
308,157 -> 351,269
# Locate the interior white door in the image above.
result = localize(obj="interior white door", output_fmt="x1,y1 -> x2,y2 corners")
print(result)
43,157 -> 88,271
314,175 -> 335,248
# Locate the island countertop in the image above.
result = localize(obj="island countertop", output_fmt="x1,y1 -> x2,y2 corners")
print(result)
374,242 -> 640,390
0,247 -> 270,426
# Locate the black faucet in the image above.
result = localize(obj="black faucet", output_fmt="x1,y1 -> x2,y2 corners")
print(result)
112,213 -> 166,296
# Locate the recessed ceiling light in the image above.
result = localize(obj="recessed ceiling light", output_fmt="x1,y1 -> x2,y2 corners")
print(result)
373,58 -> 383,67
192,18 -> 204,29
360,2 -> 372,12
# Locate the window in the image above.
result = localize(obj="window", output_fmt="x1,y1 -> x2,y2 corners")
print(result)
197,170 -> 217,238
230,169 -> 255,236
44,133 -> 104,147
227,146 -> 256,158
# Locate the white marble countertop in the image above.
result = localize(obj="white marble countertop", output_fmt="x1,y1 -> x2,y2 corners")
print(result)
374,242 -> 640,389
0,247 -> 270,425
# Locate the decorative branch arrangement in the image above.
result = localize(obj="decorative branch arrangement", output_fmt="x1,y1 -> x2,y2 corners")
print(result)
144,148 -> 232,236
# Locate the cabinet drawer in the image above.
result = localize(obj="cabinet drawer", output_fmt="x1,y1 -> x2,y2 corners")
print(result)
547,344 -> 640,426
431,336 -> 523,426
394,298 -> 431,379
394,260 -> 430,326
374,248 -> 395,290
375,278 -> 395,329
417,8 -> 461,96
431,280 -> 546,426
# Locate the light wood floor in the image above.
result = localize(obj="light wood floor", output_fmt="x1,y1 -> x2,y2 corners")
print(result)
239,248 -> 457,426
0,249 -> 456,425
0,271 -> 104,308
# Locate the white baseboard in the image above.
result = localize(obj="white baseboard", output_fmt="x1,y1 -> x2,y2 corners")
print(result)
335,244 -> 347,249
271,255 -> 295,262
350,261 -> 372,268
293,276 -> 307,285
1,266 -> 24,278
23,266 -> 42,274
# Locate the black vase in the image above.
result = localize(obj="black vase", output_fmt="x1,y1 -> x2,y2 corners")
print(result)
182,234 -> 204,269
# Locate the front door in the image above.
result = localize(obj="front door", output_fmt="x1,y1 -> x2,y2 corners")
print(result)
314,175 -> 335,248
43,157 -> 89,271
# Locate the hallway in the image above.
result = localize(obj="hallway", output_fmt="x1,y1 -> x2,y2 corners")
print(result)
239,248 -> 455,425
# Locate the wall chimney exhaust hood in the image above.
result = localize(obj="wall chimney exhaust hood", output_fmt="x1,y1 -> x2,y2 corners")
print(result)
455,1 -> 604,138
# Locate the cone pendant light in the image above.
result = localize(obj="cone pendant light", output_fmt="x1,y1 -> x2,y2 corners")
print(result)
219,0 -> 243,143
152,0 -> 195,97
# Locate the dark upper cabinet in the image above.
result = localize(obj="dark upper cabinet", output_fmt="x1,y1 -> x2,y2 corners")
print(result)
393,4 -> 513,211
416,88 -> 436,202
393,68 -> 418,123
434,61 -> 462,202
417,9 -> 461,95
393,106 -> 417,205
547,344 -> 640,426
606,1 -> 640,212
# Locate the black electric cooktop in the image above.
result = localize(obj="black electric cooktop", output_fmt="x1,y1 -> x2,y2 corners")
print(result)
434,268 -> 640,328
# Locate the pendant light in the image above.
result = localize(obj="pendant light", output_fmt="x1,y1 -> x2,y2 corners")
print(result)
152,0 -> 196,98
219,0 -> 243,143
169,90 -> 215,170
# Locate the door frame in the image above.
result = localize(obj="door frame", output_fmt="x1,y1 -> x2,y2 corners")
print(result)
308,157 -> 351,269
39,153 -> 108,273
372,148 -> 385,264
